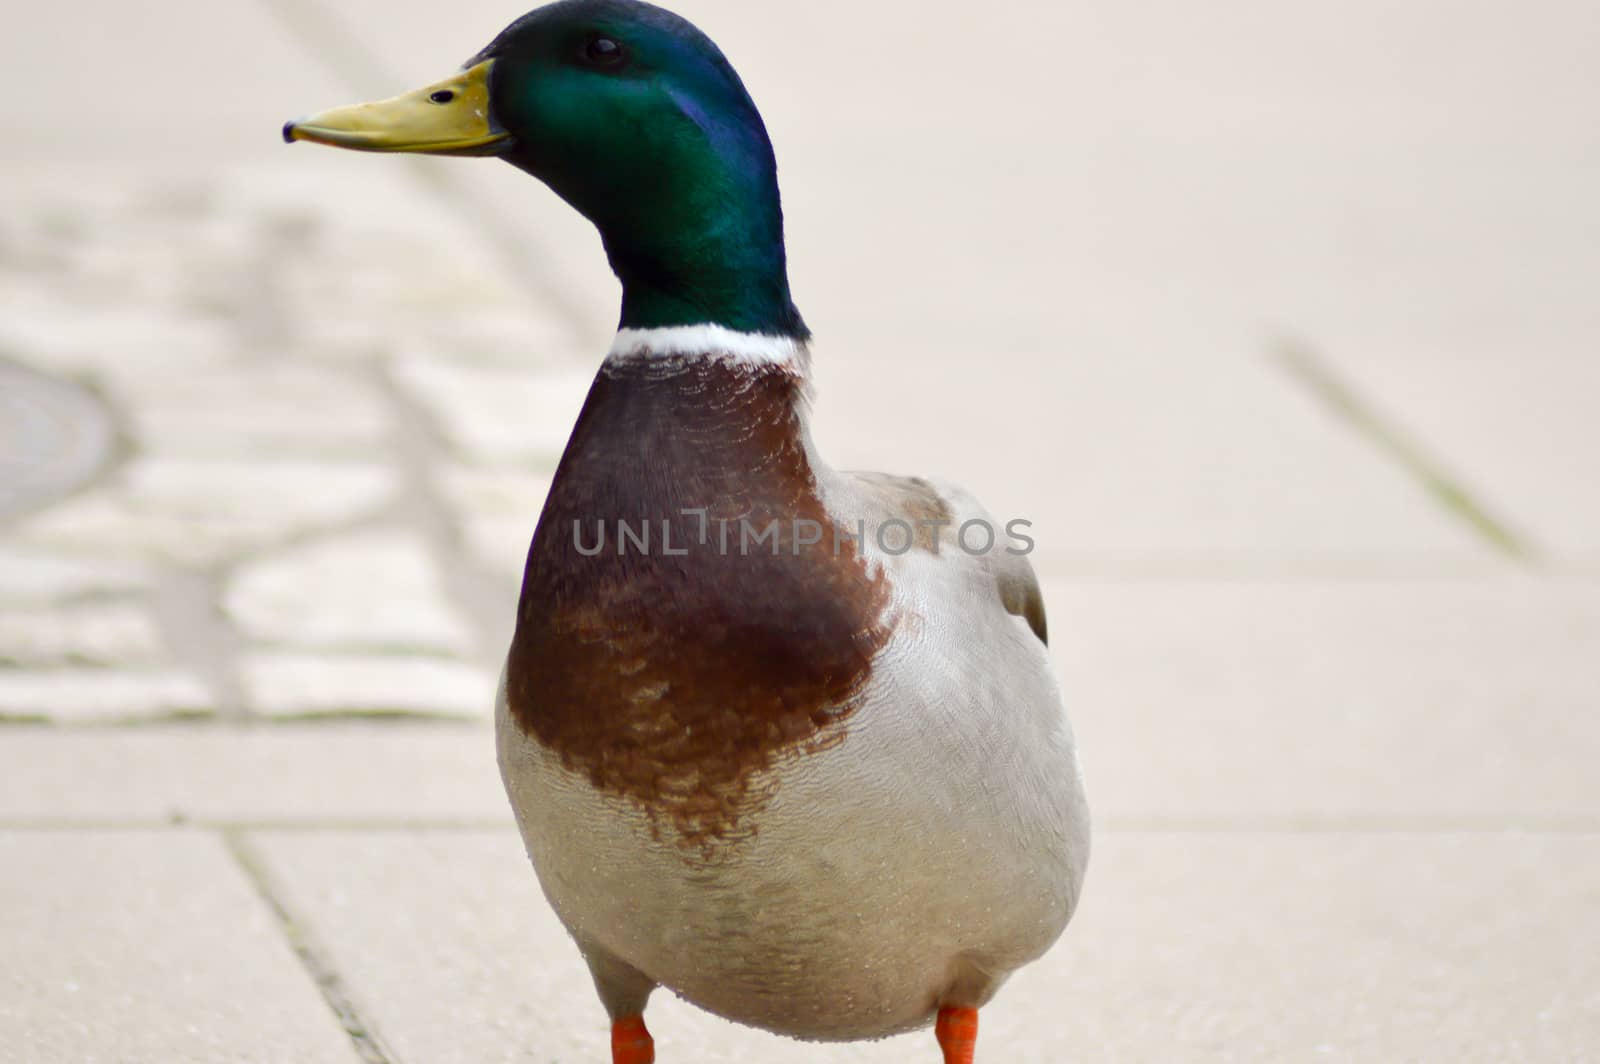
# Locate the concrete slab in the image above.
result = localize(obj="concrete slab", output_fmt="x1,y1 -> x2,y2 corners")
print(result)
266,0 -> 1547,576
812,346 -> 1492,574
1021,832 -> 1600,1062
249,829 -> 1600,1062
1051,577 -> 1600,826
282,0 -> 1600,354
0,726 -> 507,826
1317,349 -> 1600,563
0,831 -> 361,1063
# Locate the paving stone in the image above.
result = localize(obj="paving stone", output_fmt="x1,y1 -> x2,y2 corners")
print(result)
250,831 -> 560,1064
1052,577 -> 1600,825
241,653 -> 494,721
1023,832 -> 1600,1062
16,457 -> 399,565
435,466 -> 550,578
0,669 -> 212,724
0,362 -> 115,519
277,246 -> 577,366
0,546 -> 150,603
106,363 -> 391,457
0,602 -> 164,667
222,0 -> 617,339
0,157 -> 582,383
249,829 -> 1600,1062
0,286 -> 239,375
194,165 -> 587,364
0,726 -> 506,825
0,180 -> 273,371
225,528 -> 474,655
392,357 -> 594,465
0,193 -> 259,373
0,831 -> 362,1064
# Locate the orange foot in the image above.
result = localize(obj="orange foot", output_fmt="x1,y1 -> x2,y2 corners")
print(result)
936,1006 -> 979,1064
611,1015 -> 654,1064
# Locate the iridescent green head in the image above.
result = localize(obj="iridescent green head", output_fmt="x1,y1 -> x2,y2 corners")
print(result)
286,0 -> 806,338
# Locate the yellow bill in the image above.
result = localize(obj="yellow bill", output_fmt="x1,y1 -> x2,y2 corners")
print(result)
283,60 -> 508,155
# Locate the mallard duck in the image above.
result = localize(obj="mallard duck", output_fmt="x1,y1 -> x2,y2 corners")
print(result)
285,2 -> 1089,1060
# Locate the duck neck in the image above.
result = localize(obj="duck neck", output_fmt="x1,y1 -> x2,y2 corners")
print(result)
604,205 -> 807,339
510,126 -> 807,338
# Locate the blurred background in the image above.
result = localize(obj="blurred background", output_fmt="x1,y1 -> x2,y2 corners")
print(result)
1,1 -> 1596,1060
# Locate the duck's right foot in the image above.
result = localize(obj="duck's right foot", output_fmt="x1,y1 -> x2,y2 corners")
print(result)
936,1006 -> 979,1064
611,1014 -> 654,1064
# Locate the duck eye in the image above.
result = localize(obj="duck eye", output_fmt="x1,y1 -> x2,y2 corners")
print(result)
429,90 -> 455,104
584,36 -> 624,66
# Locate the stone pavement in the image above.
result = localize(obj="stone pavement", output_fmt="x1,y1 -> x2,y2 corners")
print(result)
2,0 -> 1598,1060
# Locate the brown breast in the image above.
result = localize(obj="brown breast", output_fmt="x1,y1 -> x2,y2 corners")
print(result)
505,355 -> 892,855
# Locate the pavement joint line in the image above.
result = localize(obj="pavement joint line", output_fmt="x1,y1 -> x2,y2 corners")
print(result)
257,0 -> 592,345
1270,336 -> 1539,563
234,208 -> 309,358
224,828 -> 401,1064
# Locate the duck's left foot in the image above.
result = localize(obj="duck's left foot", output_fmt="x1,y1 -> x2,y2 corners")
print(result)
611,1015 -> 654,1064
935,1006 -> 979,1064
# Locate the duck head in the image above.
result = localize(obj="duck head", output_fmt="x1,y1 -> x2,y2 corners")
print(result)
285,0 -> 806,338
